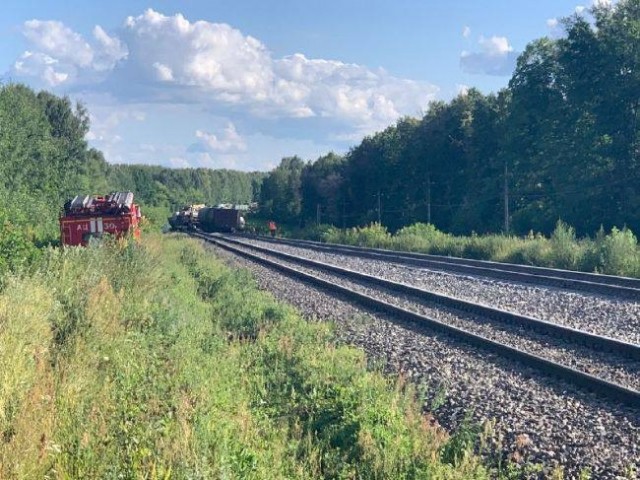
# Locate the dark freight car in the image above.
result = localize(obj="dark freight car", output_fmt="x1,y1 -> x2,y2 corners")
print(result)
168,204 -> 205,231
198,207 -> 245,232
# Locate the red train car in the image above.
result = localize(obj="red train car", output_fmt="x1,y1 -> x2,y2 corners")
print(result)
60,192 -> 141,246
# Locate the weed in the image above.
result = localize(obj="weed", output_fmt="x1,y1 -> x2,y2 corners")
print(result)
1,233 -> 492,478
296,220 -> 640,278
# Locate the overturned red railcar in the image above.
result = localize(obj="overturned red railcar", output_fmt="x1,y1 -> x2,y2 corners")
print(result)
60,192 -> 141,246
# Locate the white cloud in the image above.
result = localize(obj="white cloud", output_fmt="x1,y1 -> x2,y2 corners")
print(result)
271,53 -> 433,127
140,143 -> 157,152
12,9 -> 438,136
85,104 -> 146,153
78,96 -> 341,169
121,10 -> 274,100
457,84 -> 470,96
43,68 -> 69,86
460,35 -> 519,76
194,123 -> 247,153
479,36 -> 513,55
546,17 -> 564,38
169,156 -> 190,168
23,20 -> 93,67
462,26 -> 471,38
15,20 -> 126,86
11,9 -> 443,170
575,0 -> 614,15
191,152 -> 239,169
115,10 -> 437,130
13,51 -> 72,86
153,62 -> 174,81
166,151 -> 242,170
92,25 -> 128,71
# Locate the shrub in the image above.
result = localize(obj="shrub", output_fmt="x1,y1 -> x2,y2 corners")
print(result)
326,223 -> 393,248
396,223 -> 448,246
138,204 -> 170,231
595,227 -> 640,276
0,279 -> 53,471
322,225 -> 348,244
461,234 -> 516,260
393,233 -> 431,252
394,223 -> 456,255
0,220 -> 40,277
289,223 -> 335,241
305,219 -> 640,278
548,221 -> 584,270
0,231 -> 494,477
352,222 -> 392,248
505,231 -> 552,266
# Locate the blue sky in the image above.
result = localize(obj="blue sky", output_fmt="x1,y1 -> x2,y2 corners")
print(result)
1,0 -> 608,171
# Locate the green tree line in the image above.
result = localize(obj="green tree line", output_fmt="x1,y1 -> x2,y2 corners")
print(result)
259,0 -> 640,236
0,83 -> 261,274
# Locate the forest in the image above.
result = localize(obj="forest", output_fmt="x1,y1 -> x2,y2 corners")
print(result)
259,2 -> 640,236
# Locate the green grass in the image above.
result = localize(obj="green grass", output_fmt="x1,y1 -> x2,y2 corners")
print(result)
298,221 -> 640,278
1,233 -> 498,478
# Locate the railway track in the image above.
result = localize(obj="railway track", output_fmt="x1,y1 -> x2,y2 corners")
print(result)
193,232 -> 640,408
241,234 -> 640,300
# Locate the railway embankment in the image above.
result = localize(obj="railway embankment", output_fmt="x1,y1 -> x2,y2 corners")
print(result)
1,233 -> 493,478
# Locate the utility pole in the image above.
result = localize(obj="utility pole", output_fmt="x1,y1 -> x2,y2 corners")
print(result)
427,172 -> 432,225
504,162 -> 510,233
341,201 -> 346,229
316,203 -> 321,226
377,190 -> 382,224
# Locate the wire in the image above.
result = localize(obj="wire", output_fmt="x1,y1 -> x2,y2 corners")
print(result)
512,176 -> 634,198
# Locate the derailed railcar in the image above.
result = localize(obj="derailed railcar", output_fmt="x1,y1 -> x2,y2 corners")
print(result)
198,206 -> 246,233
168,204 -> 205,231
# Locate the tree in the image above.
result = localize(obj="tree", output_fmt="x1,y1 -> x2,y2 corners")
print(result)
259,156 -> 305,222
301,152 -> 345,225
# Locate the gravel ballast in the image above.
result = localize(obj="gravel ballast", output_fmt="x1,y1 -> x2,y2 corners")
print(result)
220,239 -> 640,391
235,236 -> 640,345
206,240 -> 640,479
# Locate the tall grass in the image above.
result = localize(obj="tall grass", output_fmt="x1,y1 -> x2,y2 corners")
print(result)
309,221 -> 640,277
0,233 -> 494,478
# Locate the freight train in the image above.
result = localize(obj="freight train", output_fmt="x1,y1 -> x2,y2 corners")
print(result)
168,204 -> 246,233
60,191 -> 141,246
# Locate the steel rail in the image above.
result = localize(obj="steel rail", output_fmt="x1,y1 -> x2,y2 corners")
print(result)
194,232 -> 640,408
220,235 -> 640,360
238,234 -> 640,300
